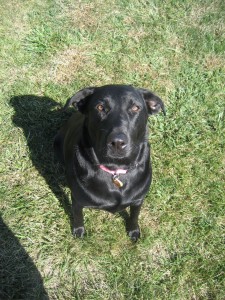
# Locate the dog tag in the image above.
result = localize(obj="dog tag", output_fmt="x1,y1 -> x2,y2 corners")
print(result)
112,175 -> 123,188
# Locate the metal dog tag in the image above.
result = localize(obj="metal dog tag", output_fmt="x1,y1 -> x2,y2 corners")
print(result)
112,175 -> 123,188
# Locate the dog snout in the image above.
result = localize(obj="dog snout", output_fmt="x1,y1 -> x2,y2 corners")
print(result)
107,133 -> 128,151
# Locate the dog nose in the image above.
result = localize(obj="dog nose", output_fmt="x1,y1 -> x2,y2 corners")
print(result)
108,133 -> 128,151
111,138 -> 127,150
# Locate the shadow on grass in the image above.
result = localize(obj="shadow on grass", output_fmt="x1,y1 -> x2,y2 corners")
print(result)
0,217 -> 49,299
10,95 -> 73,228
10,95 -> 131,238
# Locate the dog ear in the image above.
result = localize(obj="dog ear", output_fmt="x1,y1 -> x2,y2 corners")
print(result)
138,88 -> 166,116
63,87 -> 96,113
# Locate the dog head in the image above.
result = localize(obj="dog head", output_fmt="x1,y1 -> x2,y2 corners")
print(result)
65,85 -> 165,164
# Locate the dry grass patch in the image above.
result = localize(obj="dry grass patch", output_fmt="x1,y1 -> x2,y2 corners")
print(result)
63,0 -> 118,31
49,47 -> 95,84
204,54 -> 225,70
187,1 -> 225,35
0,1 -> 31,36
188,2 -> 220,25
127,26 -> 149,42
43,46 -> 116,86
147,242 -> 170,266
67,2 -> 98,29
141,207 -> 160,232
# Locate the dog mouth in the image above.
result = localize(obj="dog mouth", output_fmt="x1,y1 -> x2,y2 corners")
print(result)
94,143 -> 136,166
96,146 -> 128,160
107,146 -> 129,158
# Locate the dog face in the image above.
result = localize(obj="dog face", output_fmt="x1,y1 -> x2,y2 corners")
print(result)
66,85 -> 165,165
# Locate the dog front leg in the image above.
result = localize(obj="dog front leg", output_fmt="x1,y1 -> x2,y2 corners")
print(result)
72,195 -> 85,238
127,204 -> 142,242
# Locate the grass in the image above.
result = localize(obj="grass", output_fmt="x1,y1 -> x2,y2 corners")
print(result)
0,0 -> 224,299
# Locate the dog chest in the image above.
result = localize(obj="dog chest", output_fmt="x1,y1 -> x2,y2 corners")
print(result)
70,166 -> 151,213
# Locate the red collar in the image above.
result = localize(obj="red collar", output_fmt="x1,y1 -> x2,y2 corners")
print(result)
99,165 -> 127,188
99,164 -> 128,175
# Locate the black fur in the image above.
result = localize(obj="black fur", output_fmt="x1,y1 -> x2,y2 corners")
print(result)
54,84 -> 165,241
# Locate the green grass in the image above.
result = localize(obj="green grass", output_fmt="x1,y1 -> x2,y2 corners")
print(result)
0,0 -> 224,299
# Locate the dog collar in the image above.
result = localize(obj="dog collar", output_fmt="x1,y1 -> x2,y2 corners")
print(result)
99,164 -> 127,188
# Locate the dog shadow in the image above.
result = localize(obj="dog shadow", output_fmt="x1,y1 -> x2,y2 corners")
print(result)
0,217 -> 49,299
10,95 -> 130,235
10,95 -> 73,227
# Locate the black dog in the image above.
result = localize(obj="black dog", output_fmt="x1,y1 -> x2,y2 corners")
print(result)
54,85 -> 165,241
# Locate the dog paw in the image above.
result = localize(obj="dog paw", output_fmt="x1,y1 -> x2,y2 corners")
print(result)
73,226 -> 85,238
128,228 -> 140,242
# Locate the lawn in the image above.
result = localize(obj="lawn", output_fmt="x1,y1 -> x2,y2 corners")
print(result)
0,0 -> 224,299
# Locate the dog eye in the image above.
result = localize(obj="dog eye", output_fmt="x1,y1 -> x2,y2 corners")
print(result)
96,104 -> 104,112
131,105 -> 140,112
96,104 -> 110,113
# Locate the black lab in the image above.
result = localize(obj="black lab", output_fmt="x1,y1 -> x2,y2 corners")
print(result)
54,84 -> 165,241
